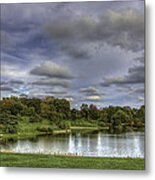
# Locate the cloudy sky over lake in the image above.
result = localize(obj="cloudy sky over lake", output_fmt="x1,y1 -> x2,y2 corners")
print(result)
1,0 -> 145,108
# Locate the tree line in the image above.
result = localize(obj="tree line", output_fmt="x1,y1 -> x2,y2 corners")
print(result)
0,96 -> 145,134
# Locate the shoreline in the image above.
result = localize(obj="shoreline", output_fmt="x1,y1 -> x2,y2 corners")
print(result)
0,150 -> 144,159
0,125 -> 144,142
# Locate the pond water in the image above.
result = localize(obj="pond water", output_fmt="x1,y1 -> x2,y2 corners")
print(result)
1,131 -> 144,158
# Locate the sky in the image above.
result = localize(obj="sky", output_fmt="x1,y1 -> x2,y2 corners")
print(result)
1,0 -> 145,109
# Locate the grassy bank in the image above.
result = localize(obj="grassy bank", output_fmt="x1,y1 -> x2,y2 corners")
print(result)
0,152 -> 145,170
0,116 -> 144,143
0,117 -> 106,142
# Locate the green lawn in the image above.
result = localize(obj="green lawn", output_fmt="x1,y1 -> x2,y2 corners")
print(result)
0,152 -> 145,170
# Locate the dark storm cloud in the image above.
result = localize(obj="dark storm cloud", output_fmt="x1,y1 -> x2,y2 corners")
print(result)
45,9 -> 144,52
101,64 -> 144,86
30,61 -> 74,79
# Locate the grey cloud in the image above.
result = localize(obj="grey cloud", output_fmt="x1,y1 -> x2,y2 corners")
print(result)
31,78 -> 69,88
45,9 -> 144,52
134,88 -> 144,94
9,80 -> 24,85
61,45 -> 90,59
127,65 -> 144,83
1,86 -> 18,93
28,94 -> 47,99
19,93 -> 28,98
80,86 -> 102,96
45,15 -> 101,41
1,31 -> 11,45
45,90 -> 67,95
116,86 -> 144,94
30,61 -> 74,79
1,86 -> 13,91
129,87 -> 144,94
101,64 -> 144,86
64,95 -> 74,99
0,80 -> 24,86
0,81 -> 8,85
134,55 -> 144,64
80,86 -> 103,101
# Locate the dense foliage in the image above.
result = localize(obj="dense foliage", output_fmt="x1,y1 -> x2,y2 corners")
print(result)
0,96 -> 145,135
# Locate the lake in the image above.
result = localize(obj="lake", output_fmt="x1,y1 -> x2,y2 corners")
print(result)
1,131 -> 144,158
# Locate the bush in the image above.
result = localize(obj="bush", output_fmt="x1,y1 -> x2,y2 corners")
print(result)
36,126 -> 53,132
29,114 -> 42,123
5,125 -> 17,134
56,121 -> 71,129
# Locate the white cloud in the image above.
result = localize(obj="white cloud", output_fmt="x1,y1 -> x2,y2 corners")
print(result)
1,63 -> 28,79
137,96 -> 144,102
85,95 -> 101,101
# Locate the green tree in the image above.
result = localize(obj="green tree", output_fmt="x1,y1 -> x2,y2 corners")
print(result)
89,104 -> 99,120
80,104 -> 89,120
111,110 -> 130,126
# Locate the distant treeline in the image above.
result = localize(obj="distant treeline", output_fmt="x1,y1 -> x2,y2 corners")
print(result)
0,96 -> 145,134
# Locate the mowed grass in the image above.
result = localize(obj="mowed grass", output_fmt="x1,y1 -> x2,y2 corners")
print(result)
0,153 -> 144,170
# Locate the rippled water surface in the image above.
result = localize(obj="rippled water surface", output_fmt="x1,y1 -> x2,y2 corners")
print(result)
1,131 -> 144,158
